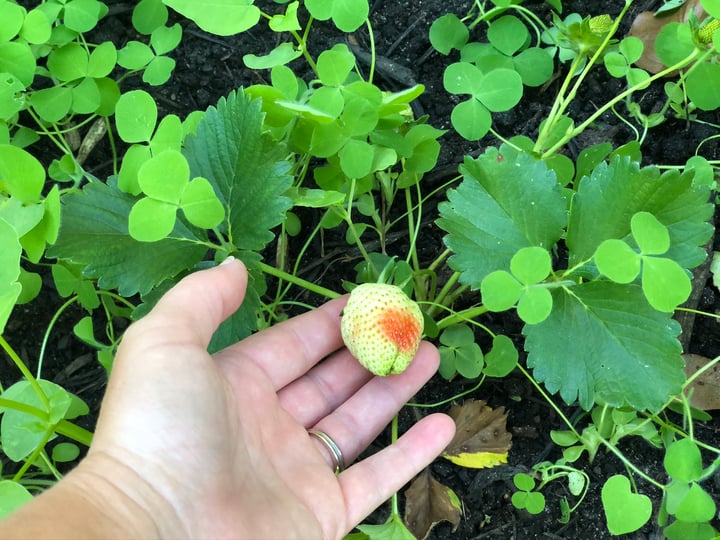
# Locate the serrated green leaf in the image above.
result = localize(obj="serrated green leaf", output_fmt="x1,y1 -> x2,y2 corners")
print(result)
184,90 -> 292,251
567,157 -> 713,271
48,179 -> 206,296
437,145 -> 566,288
524,282 -> 684,410
208,255 -> 263,352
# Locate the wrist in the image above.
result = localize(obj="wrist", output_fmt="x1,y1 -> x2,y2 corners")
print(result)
0,451 -> 182,540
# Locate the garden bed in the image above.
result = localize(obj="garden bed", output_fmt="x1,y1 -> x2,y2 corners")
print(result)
2,0 -> 720,538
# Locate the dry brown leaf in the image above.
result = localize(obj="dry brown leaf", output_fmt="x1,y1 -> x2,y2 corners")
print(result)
683,353 -> 720,410
404,469 -> 462,540
442,399 -> 512,468
628,1 -> 707,73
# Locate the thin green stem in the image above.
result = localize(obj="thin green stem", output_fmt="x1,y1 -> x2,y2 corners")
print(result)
37,296 -> 80,379
257,261 -> 341,300
0,398 -> 49,421
516,364 -> 581,439
436,305 -> 488,331
390,414 -> 400,516
55,419 -> 93,447
408,377 -> 485,408
364,18 -> 376,83
13,428 -> 54,482
0,336 -> 50,411
404,187 -> 421,271
542,47 -> 705,158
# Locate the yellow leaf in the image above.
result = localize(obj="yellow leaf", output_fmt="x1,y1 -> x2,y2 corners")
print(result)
441,399 -> 512,469
443,450 -> 508,469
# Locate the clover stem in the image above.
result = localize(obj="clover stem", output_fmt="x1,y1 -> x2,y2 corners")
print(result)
55,419 -> 93,447
364,18 -> 376,83
534,53 -> 585,153
257,261 -> 341,300
435,304 -> 488,331
542,47 -> 705,159
13,427 -> 54,482
515,364 -> 582,440
427,249 -> 451,273
344,180 -> 375,270
390,414 -> 400,516
428,272 -> 460,317
598,437 -> 665,490
404,186 -> 422,273
37,296 -> 80,379
0,336 -> 50,411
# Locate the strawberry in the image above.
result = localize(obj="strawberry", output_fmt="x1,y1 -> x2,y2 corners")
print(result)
341,283 -> 424,376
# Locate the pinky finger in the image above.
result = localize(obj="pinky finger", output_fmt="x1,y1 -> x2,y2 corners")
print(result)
336,413 -> 456,534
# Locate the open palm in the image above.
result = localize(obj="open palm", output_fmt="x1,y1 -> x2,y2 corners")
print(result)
87,259 -> 455,539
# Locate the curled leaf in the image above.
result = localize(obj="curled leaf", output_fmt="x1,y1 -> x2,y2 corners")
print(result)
404,470 -> 462,540
442,399 -> 512,468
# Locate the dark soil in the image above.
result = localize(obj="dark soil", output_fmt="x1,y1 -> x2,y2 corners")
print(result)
4,1 -> 720,539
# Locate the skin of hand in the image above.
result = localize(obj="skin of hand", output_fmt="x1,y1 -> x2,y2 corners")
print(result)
0,258 -> 455,540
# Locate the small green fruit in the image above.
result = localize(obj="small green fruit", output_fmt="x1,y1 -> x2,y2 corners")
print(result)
341,283 -> 424,376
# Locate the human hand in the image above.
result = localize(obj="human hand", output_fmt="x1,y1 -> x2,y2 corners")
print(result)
73,258 -> 454,539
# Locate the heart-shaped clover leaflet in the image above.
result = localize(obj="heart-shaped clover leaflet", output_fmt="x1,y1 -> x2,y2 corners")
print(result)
601,474 -> 652,535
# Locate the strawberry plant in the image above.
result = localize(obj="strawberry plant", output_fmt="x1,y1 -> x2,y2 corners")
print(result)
1,0 -> 720,537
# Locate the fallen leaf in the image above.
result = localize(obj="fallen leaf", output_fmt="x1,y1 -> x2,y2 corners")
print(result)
442,399 -> 512,468
683,353 -> 720,410
628,1 -> 707,73
404,469 -> 462,540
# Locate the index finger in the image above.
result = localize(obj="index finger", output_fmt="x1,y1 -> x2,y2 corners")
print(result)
216,295 -> 348,390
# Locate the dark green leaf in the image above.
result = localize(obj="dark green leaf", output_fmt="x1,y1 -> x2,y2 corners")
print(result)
437,145 -> 566,288
524,282 -> 684,410
567,157 -> 713,271
48,179 -> 207,296
184,90 -> 292,251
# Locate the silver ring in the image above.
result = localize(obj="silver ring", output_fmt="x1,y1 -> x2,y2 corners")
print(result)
308,429 -> 345,474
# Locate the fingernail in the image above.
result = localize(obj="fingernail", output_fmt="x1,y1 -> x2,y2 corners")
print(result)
220,256 -> 236,266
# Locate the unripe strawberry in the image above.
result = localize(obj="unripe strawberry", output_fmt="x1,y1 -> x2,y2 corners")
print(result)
341,283 -> 424,376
